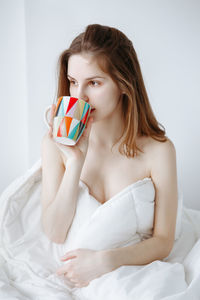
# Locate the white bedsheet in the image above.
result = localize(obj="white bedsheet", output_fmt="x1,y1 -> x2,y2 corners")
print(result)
0,159 -> 200,300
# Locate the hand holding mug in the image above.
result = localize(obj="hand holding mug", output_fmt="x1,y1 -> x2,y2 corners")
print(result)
44,96 -> 93,163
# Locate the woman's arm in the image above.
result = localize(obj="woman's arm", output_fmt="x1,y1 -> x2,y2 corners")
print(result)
102,138 -> 178,268
102,236 -> 172,269
41,103 -> 93,244
41,133 -> 84,244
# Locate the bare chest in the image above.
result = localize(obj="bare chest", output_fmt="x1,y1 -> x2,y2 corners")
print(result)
80,150 -> 151,204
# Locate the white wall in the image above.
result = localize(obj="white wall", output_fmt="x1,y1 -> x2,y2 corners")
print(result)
1,0 -> 200,209
0,0 -> 29,191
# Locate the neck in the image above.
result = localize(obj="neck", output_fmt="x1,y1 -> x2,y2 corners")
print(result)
89,115 -> 125,152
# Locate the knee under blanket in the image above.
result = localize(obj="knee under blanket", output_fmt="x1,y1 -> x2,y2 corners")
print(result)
0,159 -> 200,300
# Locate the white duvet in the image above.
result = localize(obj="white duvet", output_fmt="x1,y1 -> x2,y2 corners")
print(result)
0,159 -> 200,300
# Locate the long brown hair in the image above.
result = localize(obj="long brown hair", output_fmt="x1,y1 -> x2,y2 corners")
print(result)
56,24 -> 167,157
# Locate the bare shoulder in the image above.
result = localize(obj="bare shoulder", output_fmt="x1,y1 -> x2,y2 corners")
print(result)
146,136 -> 176,159
137,136 -> 176,162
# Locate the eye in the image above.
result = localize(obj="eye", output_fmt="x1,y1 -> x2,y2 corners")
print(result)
69,80 -> 78,86
89,81 -> 100,86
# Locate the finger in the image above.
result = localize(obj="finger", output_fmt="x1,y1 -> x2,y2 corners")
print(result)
74,283 -> 82,288
60,250 -> 77,261
56,265 -> 70,276
54,142 -> 71,157
82,282 -> 90,287
50,104 -> 56,126
67,277 -> 77,283
75,281 -> 89,288
60,254 -> 77,261
54,142 -> 63,151
56,260 -> 72,276
48,126 -> 53,138
60,249 -> 78,258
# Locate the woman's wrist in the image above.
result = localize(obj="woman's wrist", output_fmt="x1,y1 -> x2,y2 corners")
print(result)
99,248 -> 122,272
66,157 -> 85,169
65,158 -> 84,177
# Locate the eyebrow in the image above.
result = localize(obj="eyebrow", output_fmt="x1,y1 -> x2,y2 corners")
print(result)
67,74 -> 105,80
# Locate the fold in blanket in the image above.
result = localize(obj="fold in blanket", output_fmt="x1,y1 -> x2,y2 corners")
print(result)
0,159 -> 200,300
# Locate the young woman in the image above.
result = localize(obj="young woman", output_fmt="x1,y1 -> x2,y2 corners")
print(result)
41,24 -> 178,289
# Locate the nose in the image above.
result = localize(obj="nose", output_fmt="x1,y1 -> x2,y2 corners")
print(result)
76,86 -> 89,102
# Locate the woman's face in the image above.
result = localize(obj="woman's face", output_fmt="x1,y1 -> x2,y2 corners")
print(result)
67,53 -> 123,122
